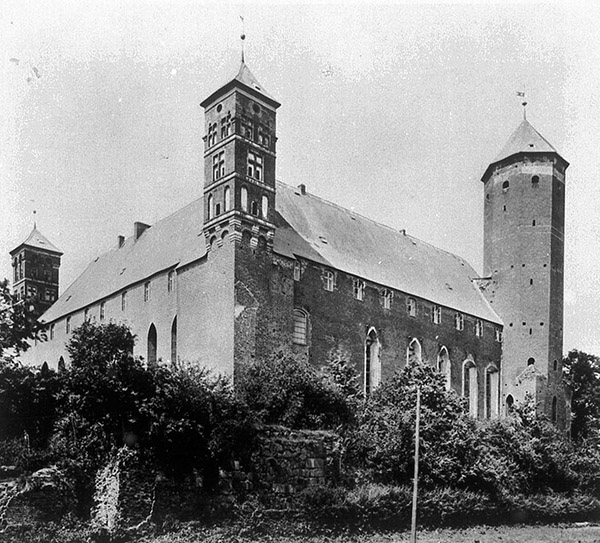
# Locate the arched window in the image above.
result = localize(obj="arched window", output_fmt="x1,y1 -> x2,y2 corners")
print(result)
171,317 -> 177,365
58,356 -> 66,372
463,356 -> 478,417
224,186 -> 231,212
531,175 -> 540,185
527,357 -> 535,366
407,338 -> 422,365
148,324 -> 157,365
207,194 -> 213,221
505,394 -> 514,415
365,328 -> 381,396
437,346 -> 451,390
485,365 -> 499,419
251,201 -> 258,215
257,236 -> 267,251
551,396 -> 558,422
292,308 -> 308,345
262,195 -> 269,218
502,180 -> 509,191
241,230 -> 252,246
241,187 -> 248,212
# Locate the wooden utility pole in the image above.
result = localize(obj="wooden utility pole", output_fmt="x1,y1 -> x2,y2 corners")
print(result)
410,386 -> 421,543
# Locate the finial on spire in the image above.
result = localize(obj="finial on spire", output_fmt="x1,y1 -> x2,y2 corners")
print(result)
240,15 -> 246,63
33,209 -> 37,229
516,91 -> 527,120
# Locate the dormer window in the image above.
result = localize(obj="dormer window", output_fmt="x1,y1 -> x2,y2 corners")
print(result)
247,151 -> 263,181
213,152 -> 225,181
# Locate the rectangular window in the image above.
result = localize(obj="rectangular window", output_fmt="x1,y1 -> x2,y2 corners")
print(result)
213,151 -> 225,181
432,305 -> 442,324
220,113 -> 231,139
258,124 -> 270,147
144,281 -> 151,302
495,328 -> 503,342
293,261 -> 301,282
475,319 -> 483,337
247,151 -> 263,181
455,313 -> 464,331
121,291 -> 127,311
50,323 -> 55,340
353,278 -> 365,301
66,316 -> 71,334
381,289 -> 392,309
208,123 -> 217,147
168,271 -> 175,293
100,302 -> 105,321
323,270 -> 335,292
242,116 -> 253,139
84,308 -> 89,321
292,309 -> 308,345
407,298 -> 416,317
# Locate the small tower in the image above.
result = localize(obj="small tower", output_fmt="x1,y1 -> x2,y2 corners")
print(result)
10,226 -> 62,317
481,119 -> 568,427
200,60 -> 280,252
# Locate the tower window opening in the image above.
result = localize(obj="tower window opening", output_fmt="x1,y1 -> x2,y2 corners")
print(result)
503,205 -> 507,212
553,359 -> 558,371
365,328 -> 381,395
247,151 -> 263,181
530,278 -> 533,285
66,316 -> 71,334
208,123 -> 217,147
215,203 -> 221,216
121,291 -> 127,311
532,219 -> 536,226
213,151 -> 225,181
251,201 -> 259,215
495,328 -> 503,342
527,357 -> 535,366
258,124 -> 270,147
502,181 -> 509,192
532,175 -> 540,185
224,186 -> 231,212
241,187 -> 248,212
540,322 -> 544,326
529,328 -> 532,335
551,396 -> 558,422
220,112 -> 232,138
407,338 -> 422,365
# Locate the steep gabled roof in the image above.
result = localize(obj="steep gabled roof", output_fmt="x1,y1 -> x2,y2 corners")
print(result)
10,227 -> 62,256
275,183 -> 501,324
41,182 -> 501,326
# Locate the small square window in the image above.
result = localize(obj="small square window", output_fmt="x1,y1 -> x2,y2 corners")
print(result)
353,279 -> 365,301
323,270 -> 335,292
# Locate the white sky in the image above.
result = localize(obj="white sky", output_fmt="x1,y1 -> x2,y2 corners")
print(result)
1,1 -> 599,354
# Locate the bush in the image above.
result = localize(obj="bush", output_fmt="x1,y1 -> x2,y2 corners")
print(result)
236,351 -> 354,430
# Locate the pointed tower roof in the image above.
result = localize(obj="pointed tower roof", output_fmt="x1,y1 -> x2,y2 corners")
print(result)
482,119 -> 568,182
200,60 -> 280,109
10,226 -> 63,256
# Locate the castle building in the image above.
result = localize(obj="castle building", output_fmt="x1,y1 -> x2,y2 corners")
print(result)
13,59 -> 568,426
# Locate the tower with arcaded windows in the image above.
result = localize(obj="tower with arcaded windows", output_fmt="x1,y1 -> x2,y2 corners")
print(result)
200,60 -> 280,251
10,226 -> 62,318
481,119 -> 568,428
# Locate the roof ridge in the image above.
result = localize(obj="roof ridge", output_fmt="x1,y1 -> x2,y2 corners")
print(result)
276,179 -> 471,266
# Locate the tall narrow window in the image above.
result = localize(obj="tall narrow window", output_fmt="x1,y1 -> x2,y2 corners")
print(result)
292,308 -> 308,345
437,346 -> 451,390
293,261 -> 302,281
247,151 -> 263,181
365,328 -> 381,395
147,324 -> 157,365
66,316 -> 71,334
475,319 -> 483,337
485,365 -> 499,419
463,358 -> 478,417
168,271 -> 175,293
171,317 -> 177,364
241,116 -> 253,139
213,152 -> 224,181
323,270 -> 335,292
262,195 -> 269,218
207,195 -> 214,221
84,308 -> 89,321
144,281 -> 151,302
224,186 -> 231,212
208,123 -> 217,146
100,302 -> 105,321
50,323 -> 55,340
551,396 -> 558,422
381,289 -> 392,310
220,112 -> 231,138
455,313 -> 464,331
121,291 -> 127,311
506,394 -> 514,415
407,298 -> 416,317
353,279 -> 365,301
258,124 -> 269,147
495,328 -> 503,342
241,187 -> 248,212
407,338 -> 422,365
432,305 -> 442,324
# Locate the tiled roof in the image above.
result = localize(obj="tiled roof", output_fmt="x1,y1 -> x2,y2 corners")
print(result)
41,182 -> 501,325
275,183 -> 501,324
11,227 -> 62,255
493,119 -> 560,164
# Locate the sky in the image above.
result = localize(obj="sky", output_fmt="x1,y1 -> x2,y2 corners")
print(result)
1,0 -> 599,354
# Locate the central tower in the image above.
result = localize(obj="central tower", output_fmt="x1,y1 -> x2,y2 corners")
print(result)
481,119 -> 569,427
200,60 -> 280,250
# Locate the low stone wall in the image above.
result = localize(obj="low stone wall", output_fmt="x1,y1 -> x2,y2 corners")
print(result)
92,425 -> 343,533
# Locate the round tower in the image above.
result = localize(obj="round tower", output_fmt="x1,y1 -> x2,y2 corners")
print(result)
481,119 -> 569,427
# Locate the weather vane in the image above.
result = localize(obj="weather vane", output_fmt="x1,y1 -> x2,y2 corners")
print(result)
516,91 -> 527,120
240,15 -> 246,63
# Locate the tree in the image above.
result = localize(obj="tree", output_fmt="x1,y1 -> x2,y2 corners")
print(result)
563,349 -> 600,442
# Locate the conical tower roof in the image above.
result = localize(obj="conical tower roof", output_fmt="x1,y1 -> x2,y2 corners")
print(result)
10,226 -> 62,256
200,60 -> 280,109
482,119 -> 568,182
